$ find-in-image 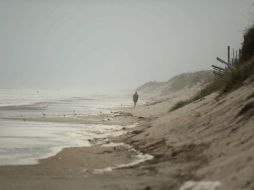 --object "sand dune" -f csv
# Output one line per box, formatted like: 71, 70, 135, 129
123, 79, 254, 190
